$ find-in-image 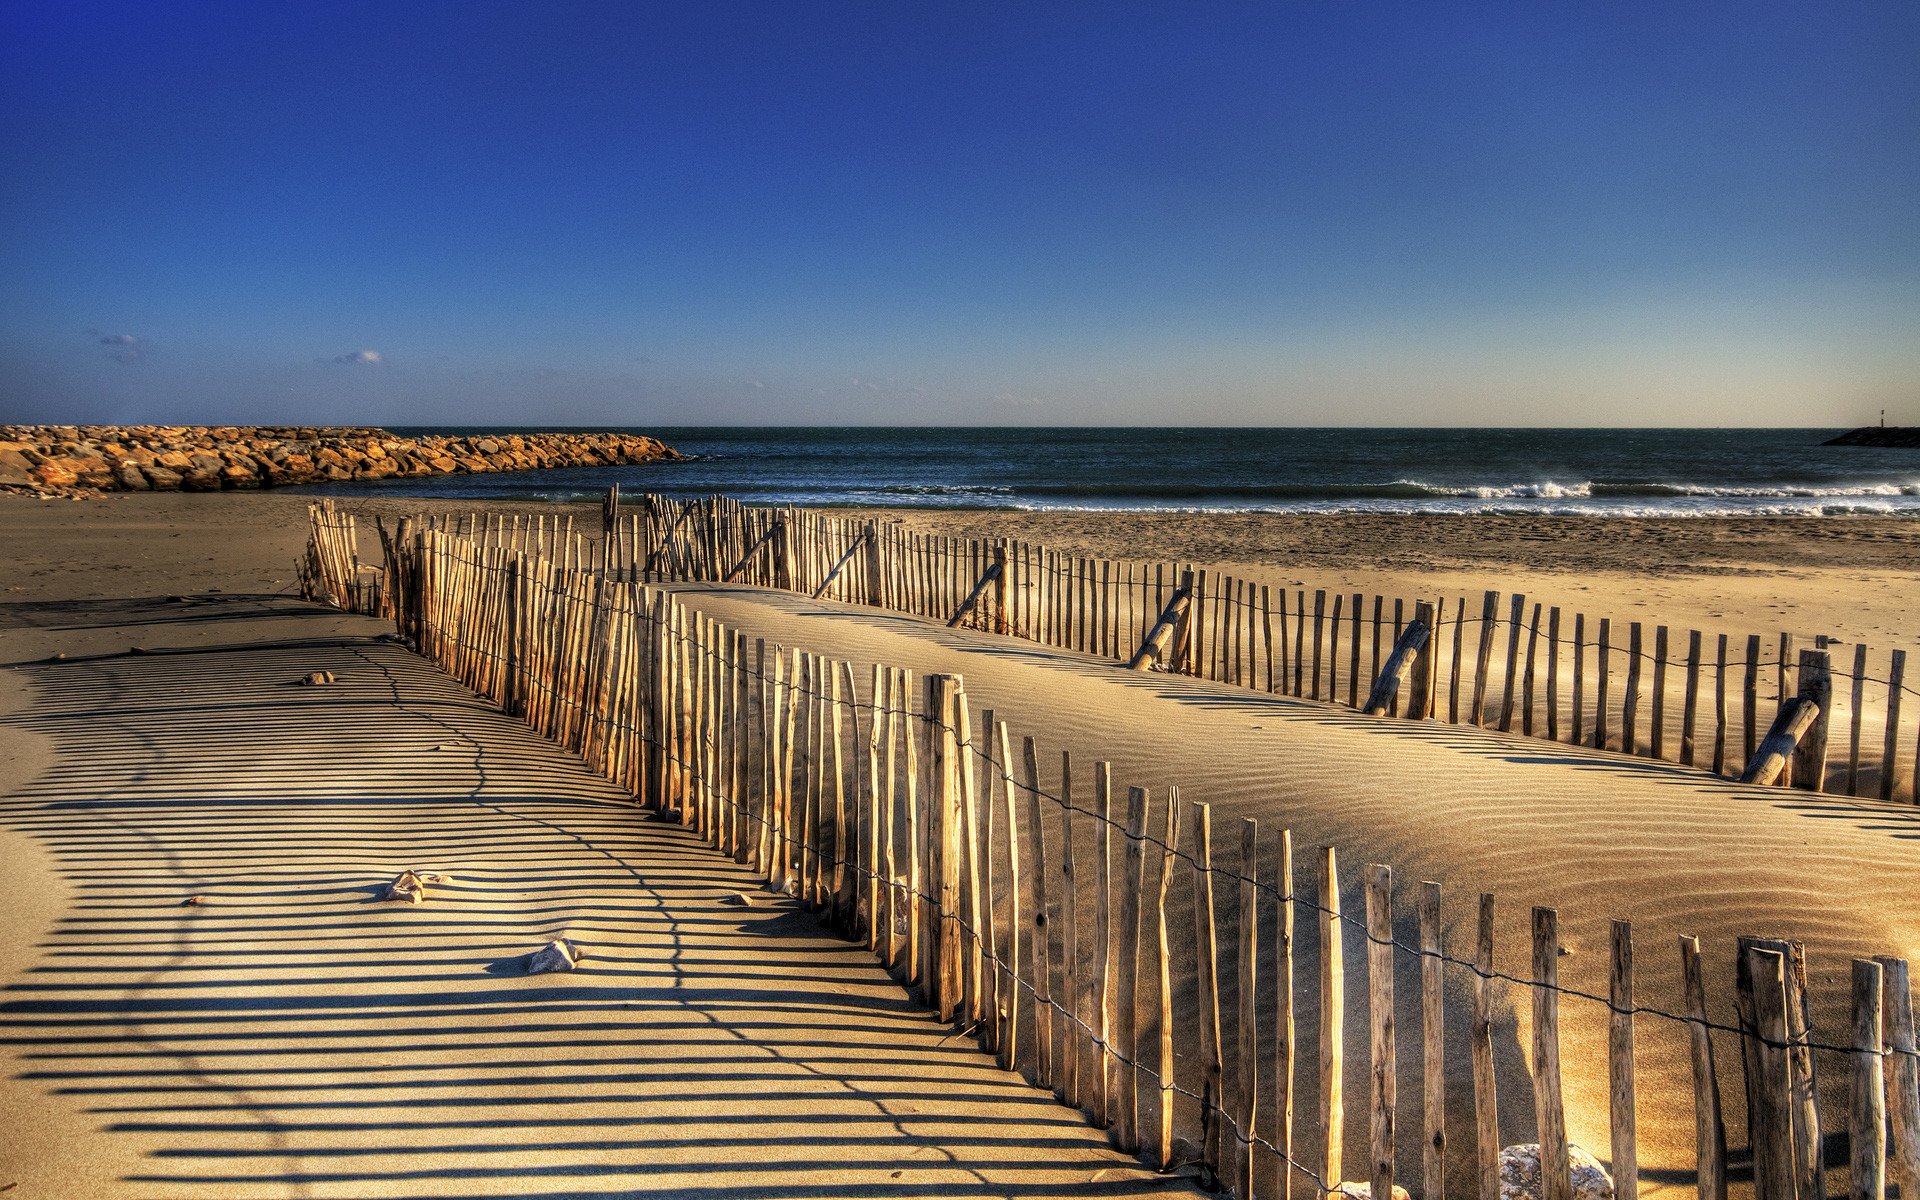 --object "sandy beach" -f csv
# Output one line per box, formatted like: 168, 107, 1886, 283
5, 489, 1918, 1196
0, 493, 1209, 1199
